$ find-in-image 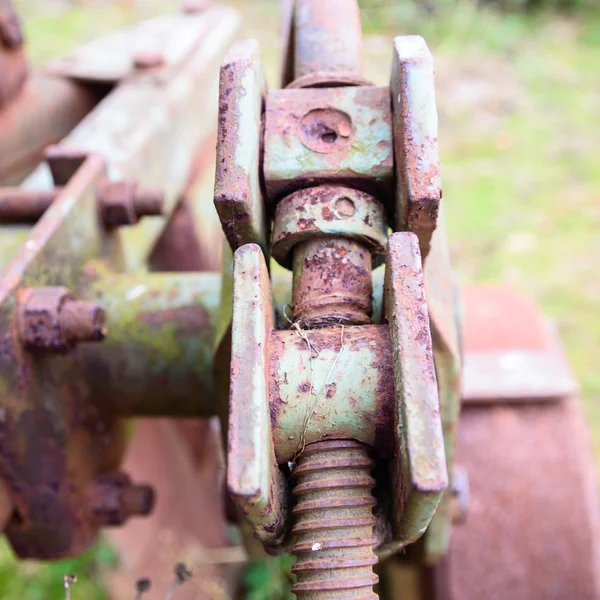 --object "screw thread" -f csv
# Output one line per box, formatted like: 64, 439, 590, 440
291, 440, 379, 599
